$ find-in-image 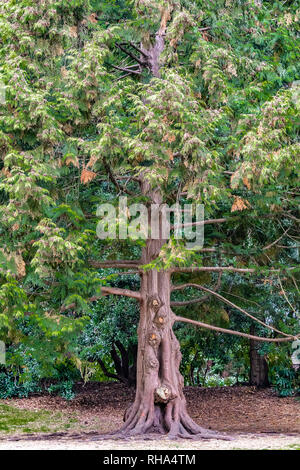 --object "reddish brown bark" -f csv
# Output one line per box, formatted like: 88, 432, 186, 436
106, 14, 230, 439
108, 182, 230, 440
